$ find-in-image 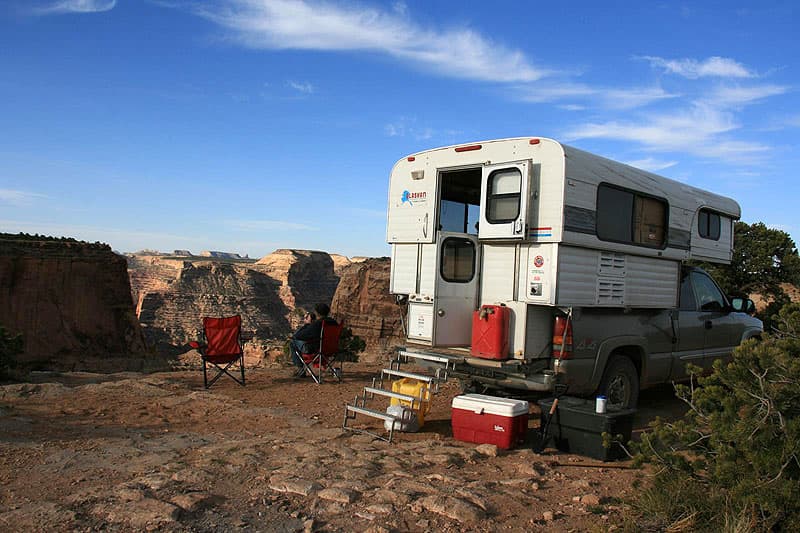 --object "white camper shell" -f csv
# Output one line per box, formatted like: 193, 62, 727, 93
387, 137, 740, 359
